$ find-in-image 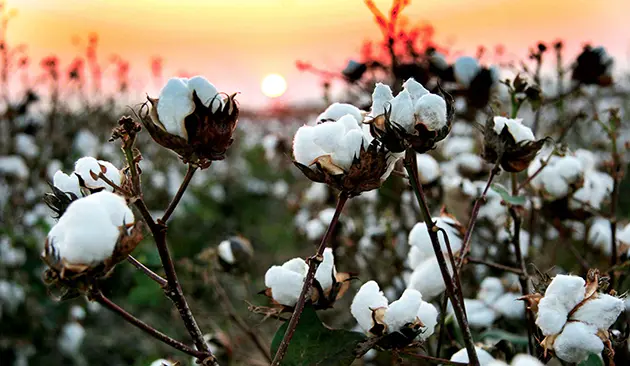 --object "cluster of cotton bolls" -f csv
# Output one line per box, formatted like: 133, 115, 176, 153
458, 277, 525, 328
450, 347, 544, 366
